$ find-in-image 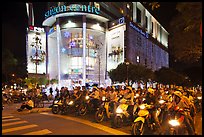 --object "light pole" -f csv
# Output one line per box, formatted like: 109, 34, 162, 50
126, 62, 130, 86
